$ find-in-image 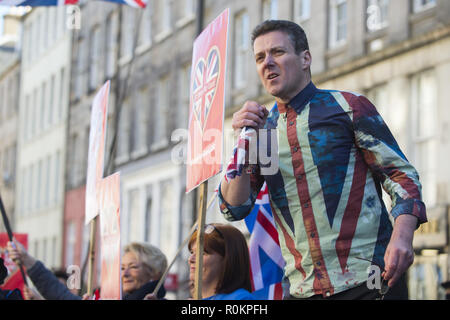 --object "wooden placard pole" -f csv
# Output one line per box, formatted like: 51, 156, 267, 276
86, 216, 97, 296
193, 180, 208, 300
